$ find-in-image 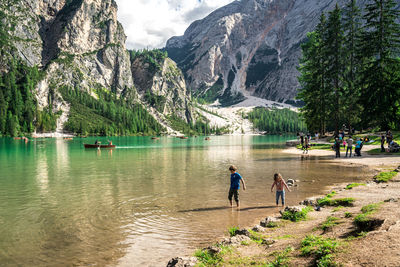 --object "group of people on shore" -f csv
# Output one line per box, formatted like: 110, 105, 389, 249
333, 130, 398, 157
333, 135, 363, 158
382, 130, 400, 153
